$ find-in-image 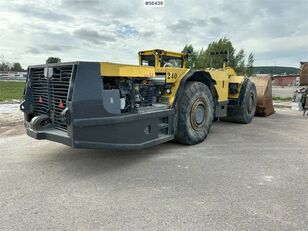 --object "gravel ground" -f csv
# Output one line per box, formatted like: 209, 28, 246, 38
0, 103, 24, 136
0, 103, 20, 113
0, 107, 307, 230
